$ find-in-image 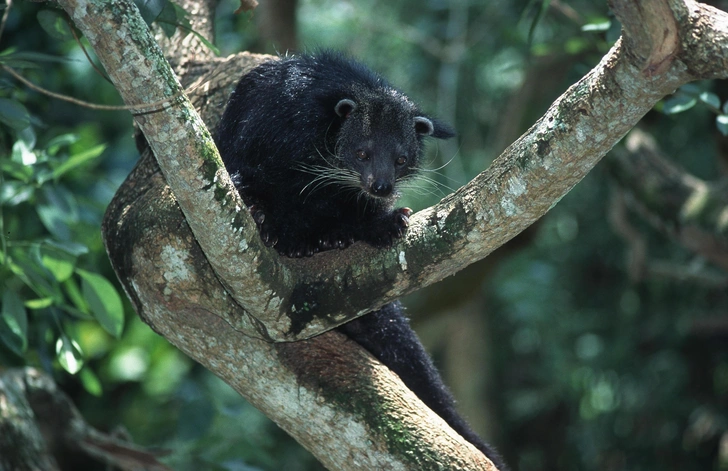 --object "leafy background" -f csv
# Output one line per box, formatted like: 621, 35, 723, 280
1, 0, 727, 470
